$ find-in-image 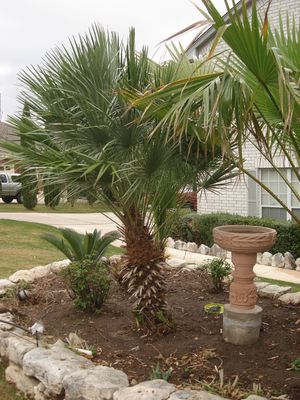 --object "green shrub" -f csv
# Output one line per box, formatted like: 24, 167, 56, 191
44, 183, 61, 208
61, 257, 111, 311
42, 229, 119, 311
20, 173, 37, 210
203, 258, 232, 291
86, 191, 97, 207
171, 212, 300, 258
